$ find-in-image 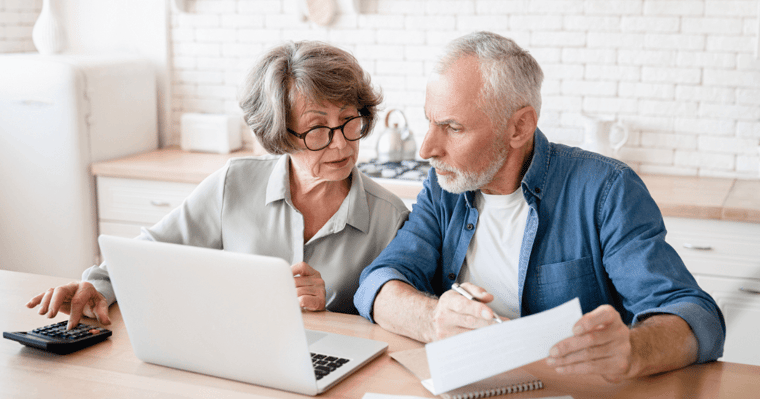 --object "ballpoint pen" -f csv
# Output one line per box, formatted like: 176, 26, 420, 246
451, 282, 503, 324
